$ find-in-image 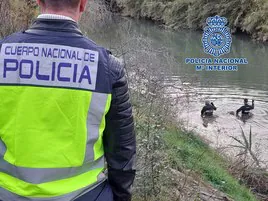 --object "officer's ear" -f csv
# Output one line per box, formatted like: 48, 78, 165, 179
36, 0, 46, 11
36, 0, 43, 7
79, 0, 88, 13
